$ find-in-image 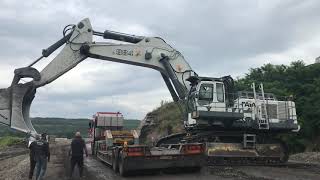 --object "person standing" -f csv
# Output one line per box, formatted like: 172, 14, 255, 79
28, 136, 37, 180
69, 132, 88, 178
33, 133, 50, 180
